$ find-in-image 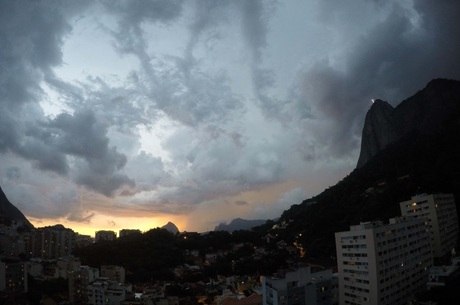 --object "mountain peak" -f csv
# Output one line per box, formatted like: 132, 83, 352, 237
370, 99, 392, 109
161, 221, 179, 234
357, 79, 460, 168
357, 99, 395, 167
